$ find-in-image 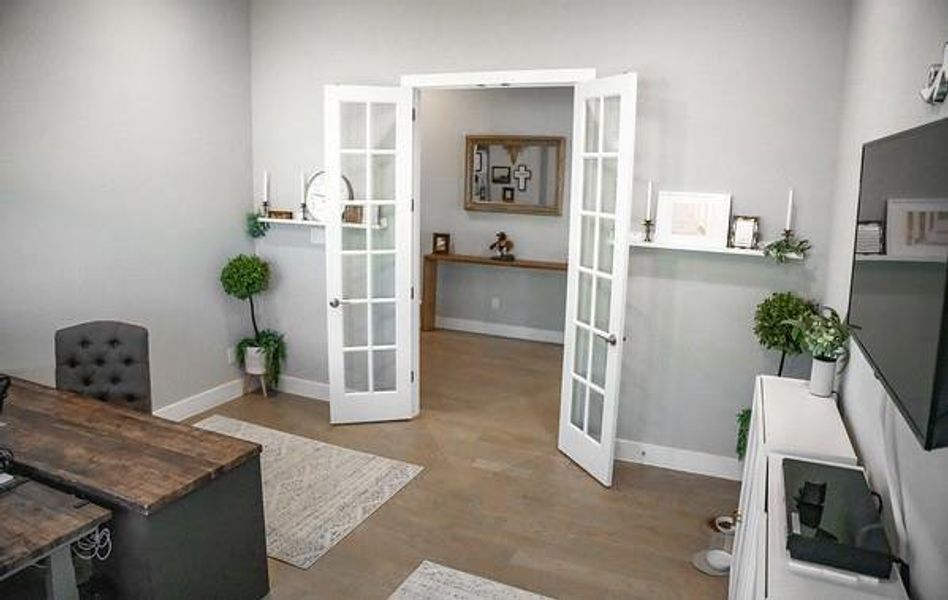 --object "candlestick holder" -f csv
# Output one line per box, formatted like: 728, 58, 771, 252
642, 219, 655, 243
261, 201, 270, 217
300, 201, 310, 221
